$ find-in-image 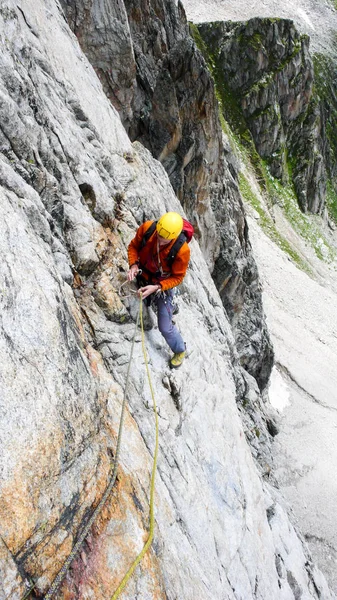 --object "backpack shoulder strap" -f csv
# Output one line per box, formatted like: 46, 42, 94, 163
167, 232, 187, 267
141, 221, 157, 248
